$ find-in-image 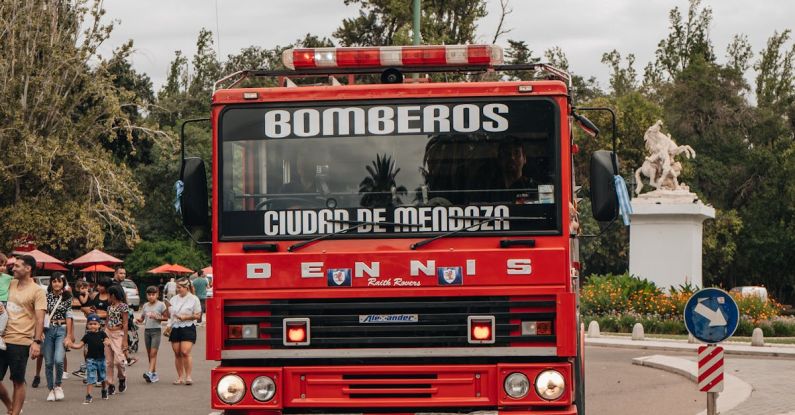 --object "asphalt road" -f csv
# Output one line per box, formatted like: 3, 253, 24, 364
14, 323, 703, 415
